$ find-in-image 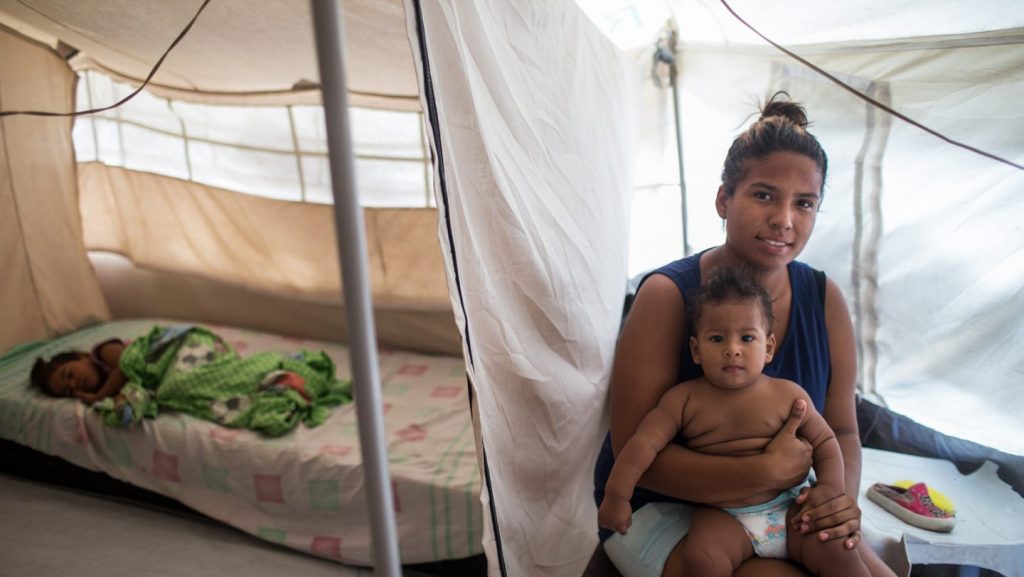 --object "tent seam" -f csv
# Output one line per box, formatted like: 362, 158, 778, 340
409, 3, 507, 576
